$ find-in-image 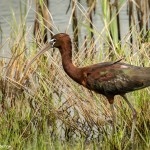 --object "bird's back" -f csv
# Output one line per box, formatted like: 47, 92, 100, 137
81, 62, 150, 96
